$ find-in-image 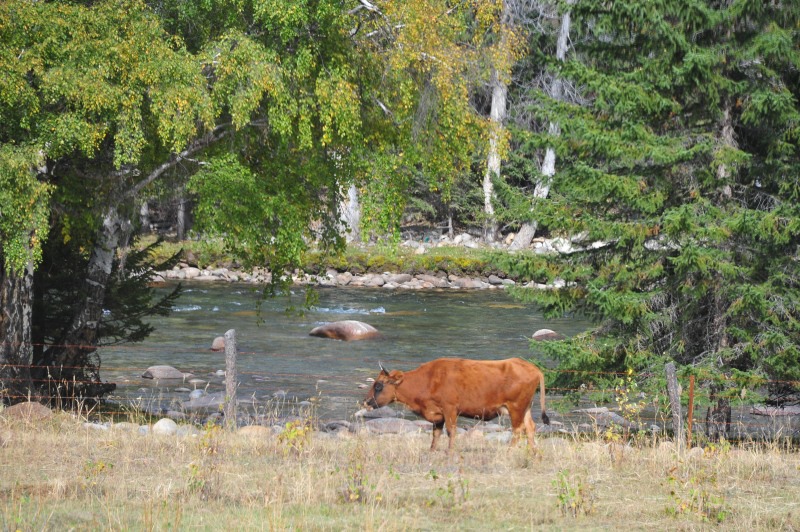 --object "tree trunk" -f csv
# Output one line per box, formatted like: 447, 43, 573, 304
0, 256, 34, 403
705, 383, 731, 443
340, 184, 361, 243
483, 68, 507, 243
509, 3, 572, 250
139, 200, 151, 233
176, 196, 187, 240
35, 203, 128, 400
